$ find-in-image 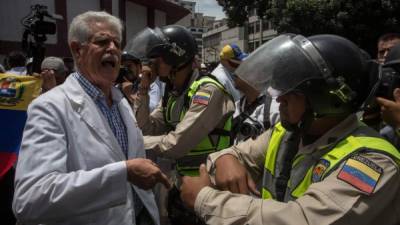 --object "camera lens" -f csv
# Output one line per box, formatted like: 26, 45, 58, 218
240, 123, 256, 137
